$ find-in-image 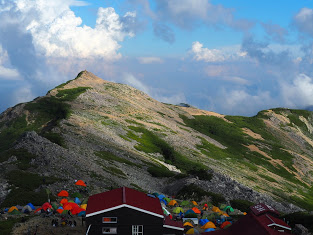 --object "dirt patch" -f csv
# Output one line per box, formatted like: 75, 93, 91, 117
242, 128, 264, 140
246, 145, 309, 186
179, 107, 230, 122
12, 216, 85, 235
